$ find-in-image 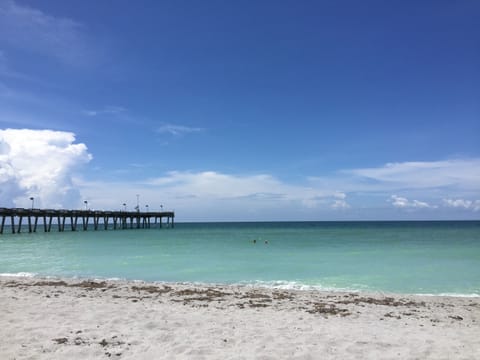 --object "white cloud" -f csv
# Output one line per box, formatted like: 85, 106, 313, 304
156, 124, 203, 136
308, 159, 480, 205
390, 195, 434, 209
0, 0, 91, 65
74, 171, 348, 219
346, 159, 480, 191
443, 198, 480, 212
1, 132, 478, 220
82, 106, 126, 117
443, 198, 472, 209
0, 128, 92, 208
76, 158, 480, 220
390, 195, 409, 208
146, 171, 335, 202
331, 199, 350, 210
